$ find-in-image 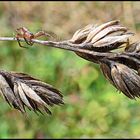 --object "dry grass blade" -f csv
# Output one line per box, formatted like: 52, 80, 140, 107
0, 70, 64, 114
